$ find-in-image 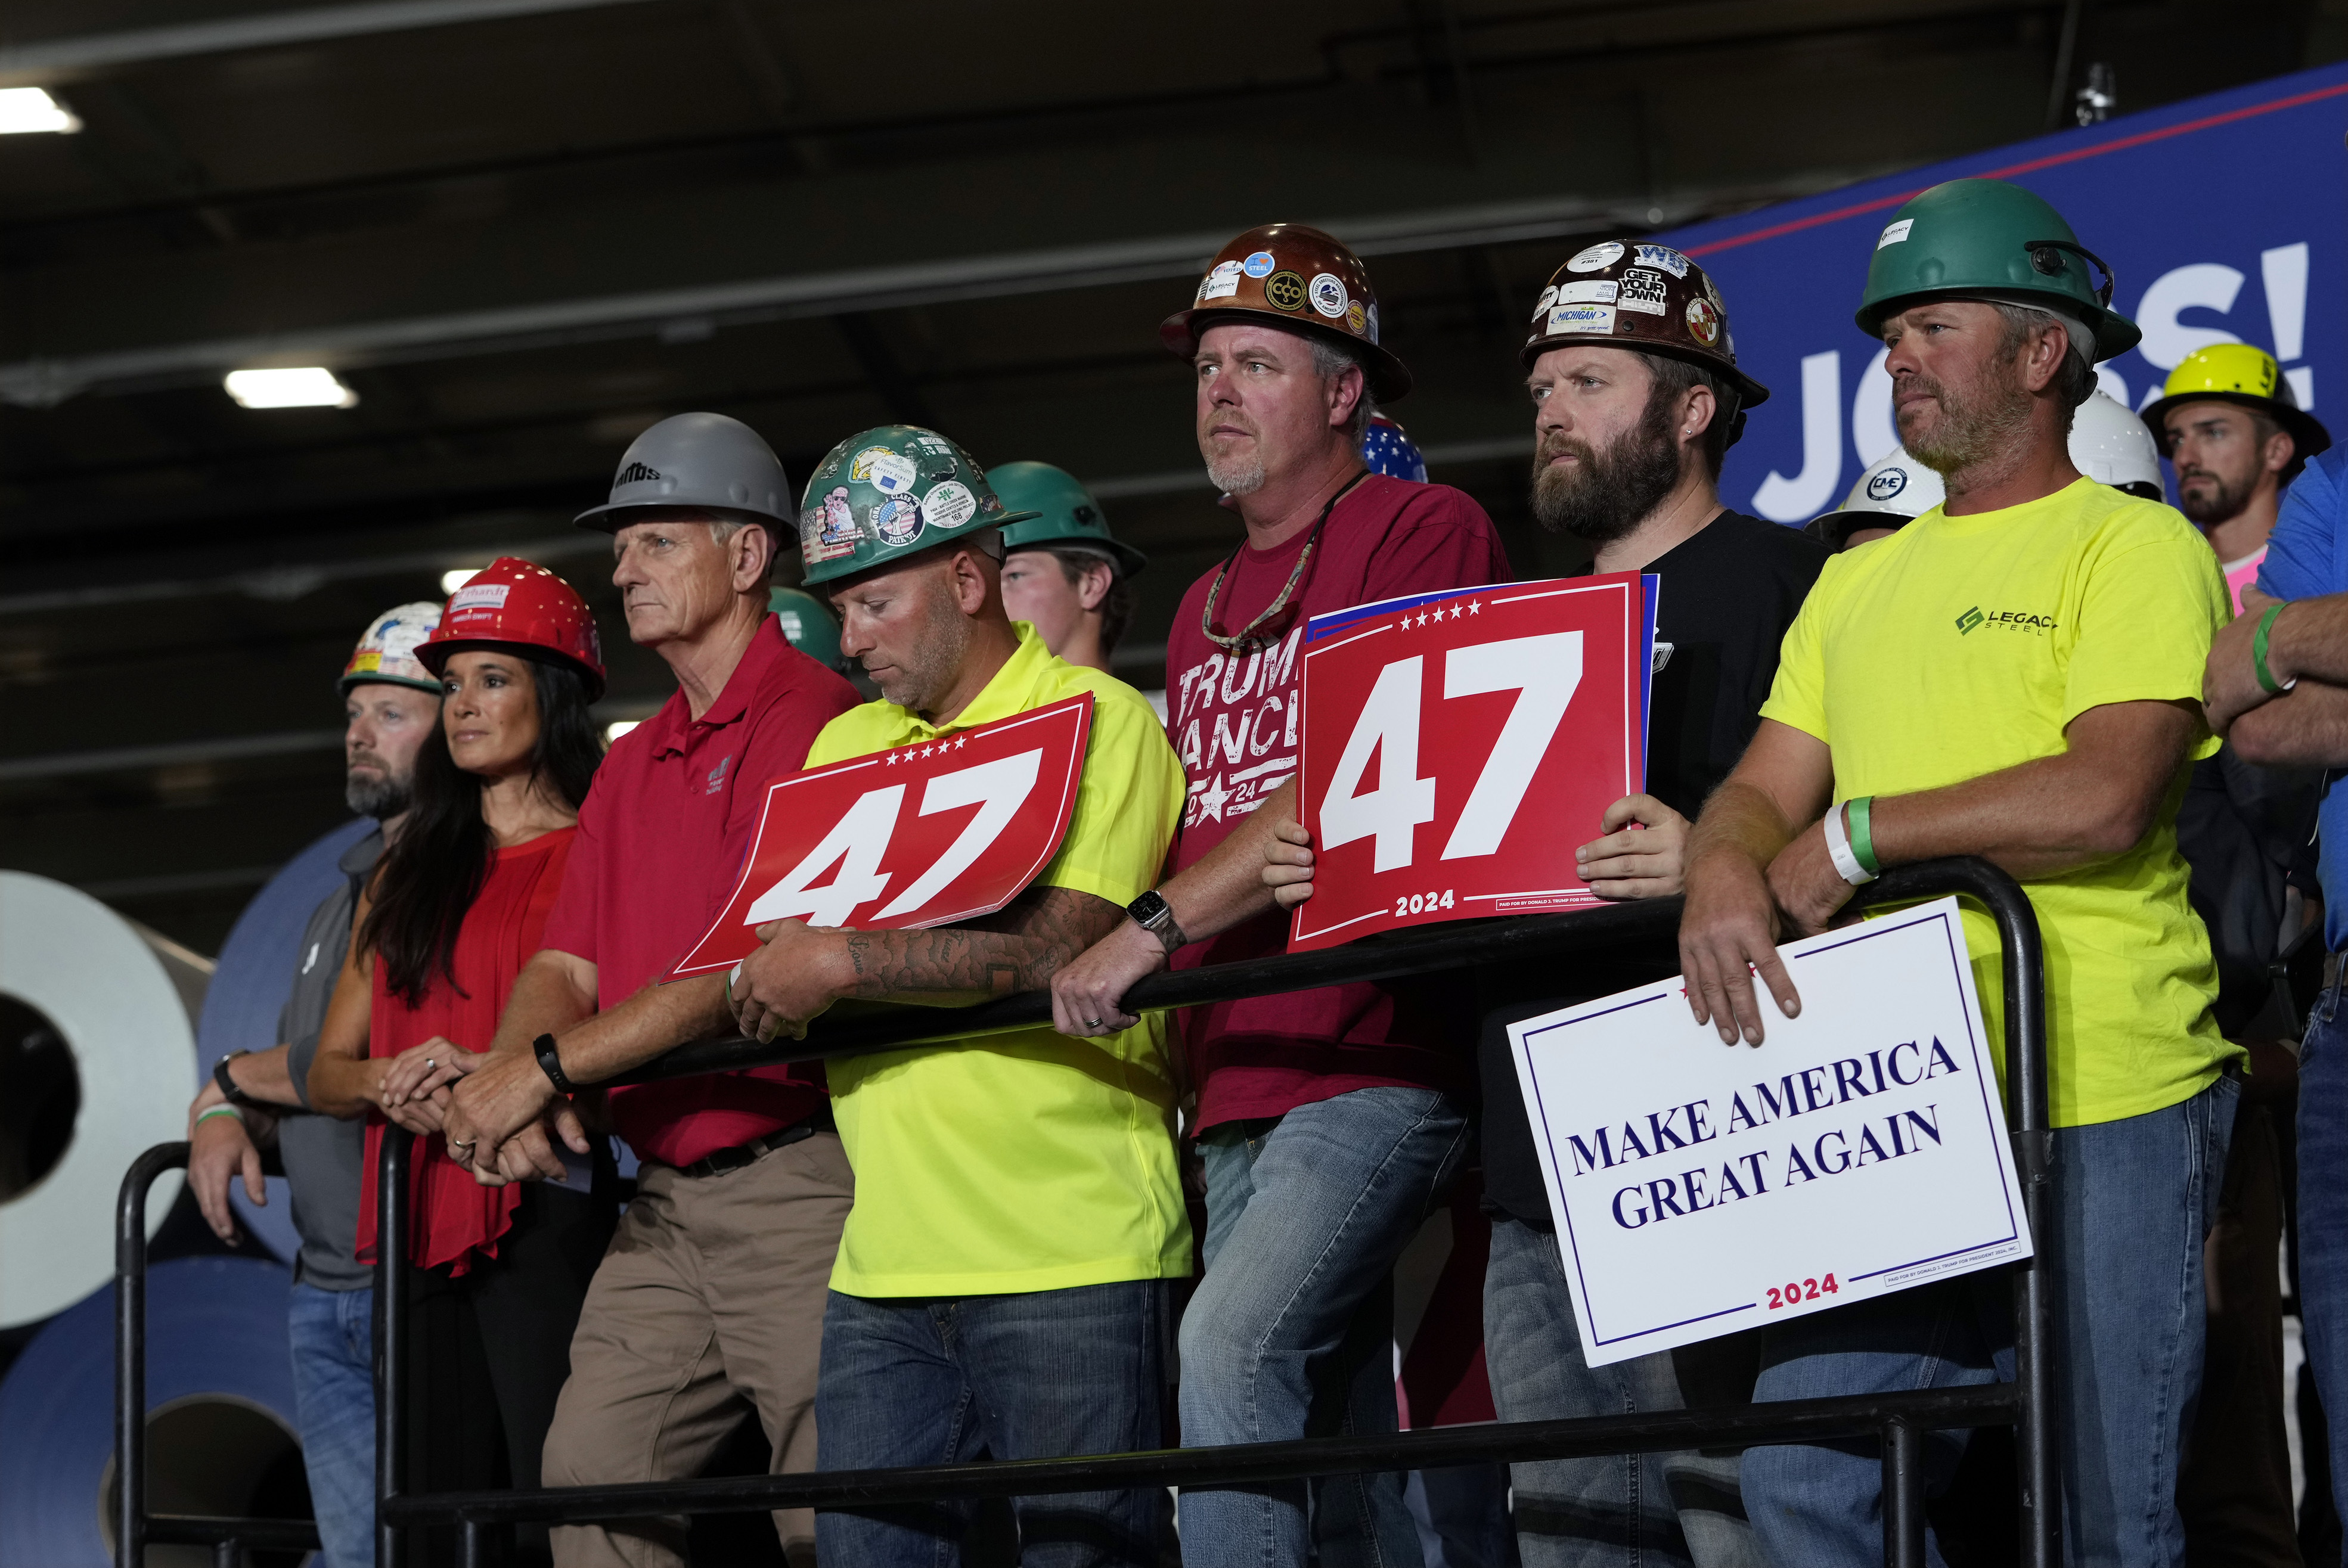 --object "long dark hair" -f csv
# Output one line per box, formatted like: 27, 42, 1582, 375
364, 653, 603, 1004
